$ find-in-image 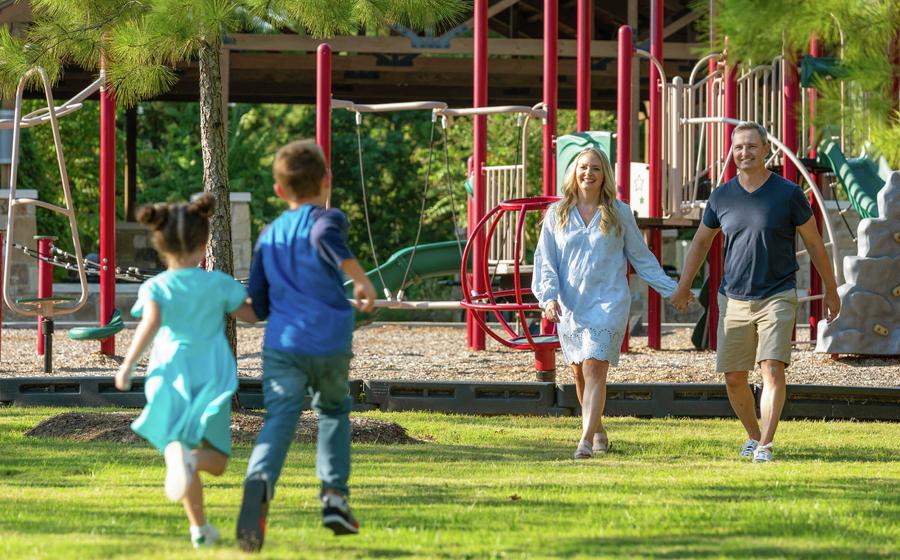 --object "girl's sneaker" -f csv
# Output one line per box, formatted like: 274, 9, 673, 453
739, 438, 759, 459
164, 441, 196, 501
574, 439, 593, 459
190, 523, 220, 548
